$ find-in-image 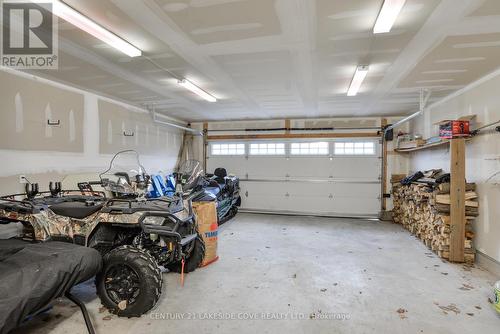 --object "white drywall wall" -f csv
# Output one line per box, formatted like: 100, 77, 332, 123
409, 69, 500, 263
0, 69, 183, 195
